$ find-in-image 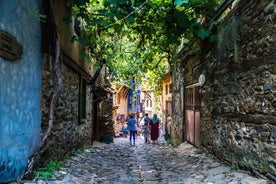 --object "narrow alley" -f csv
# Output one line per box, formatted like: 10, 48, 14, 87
20, 136, 269, 184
